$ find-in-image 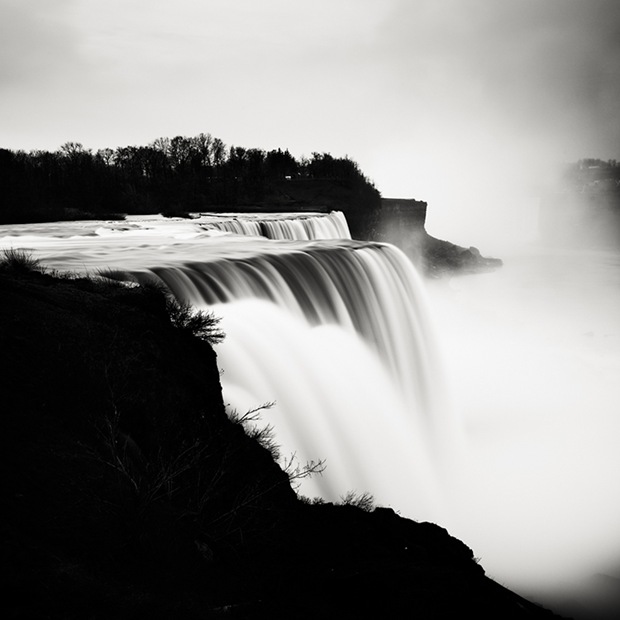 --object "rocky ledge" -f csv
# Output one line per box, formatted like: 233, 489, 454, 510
376, 198, 503, 277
